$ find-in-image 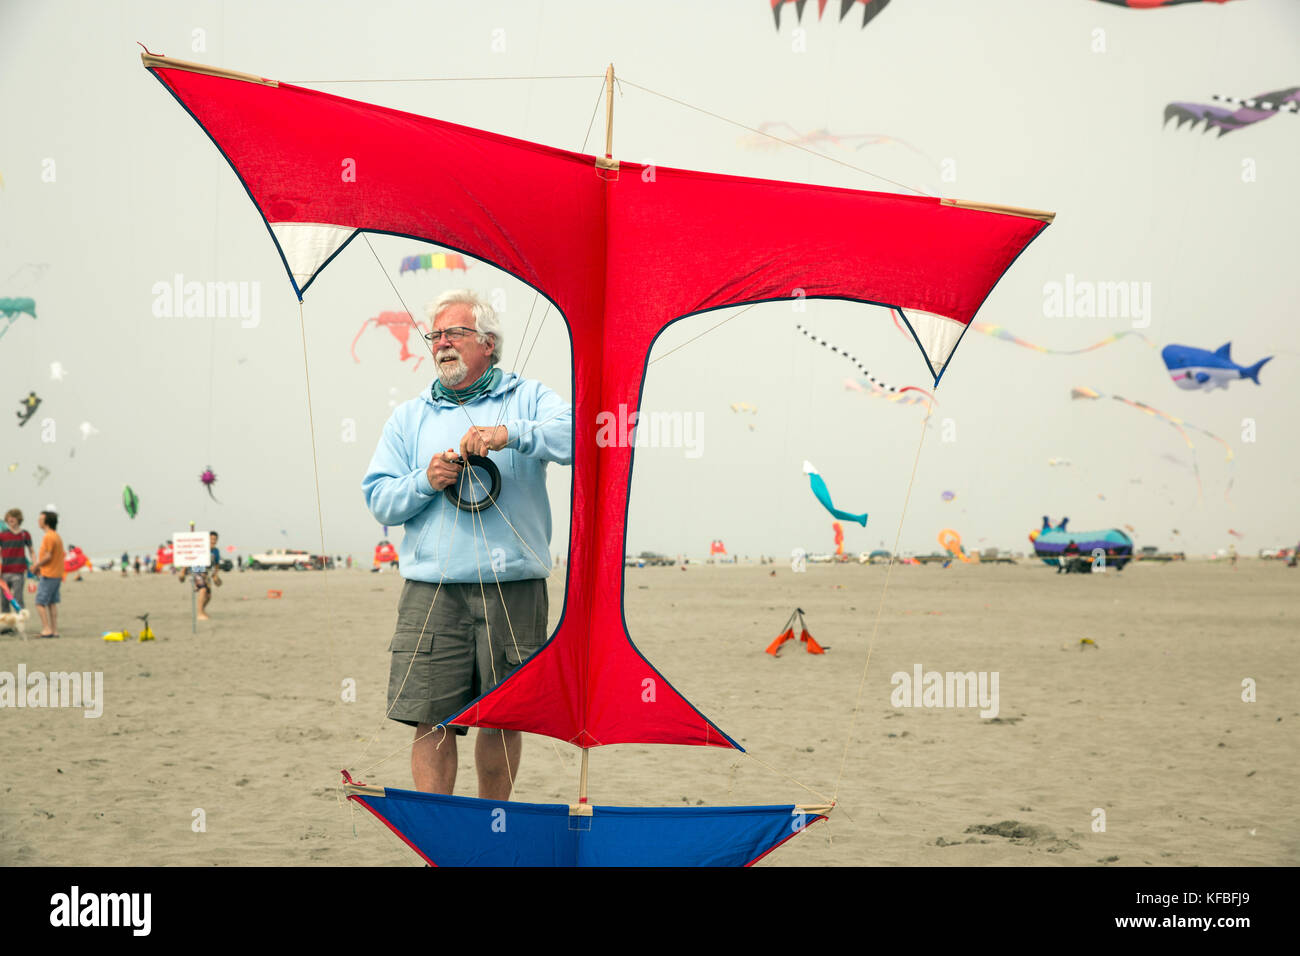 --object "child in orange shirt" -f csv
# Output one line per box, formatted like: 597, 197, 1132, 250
34, 510, 65, 638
